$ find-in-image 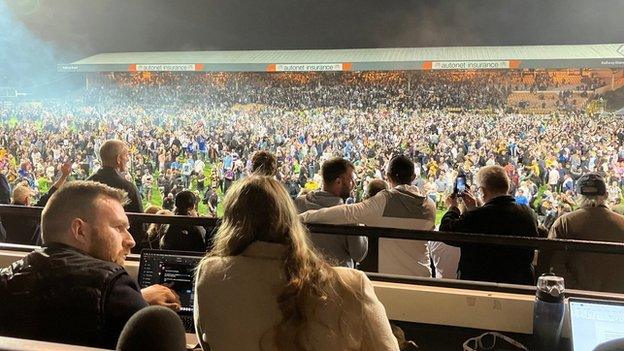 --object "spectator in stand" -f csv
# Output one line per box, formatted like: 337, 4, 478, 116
0, 181, 180, 349
203, 185, 219, 217
0, 170, 10, 205
141, 172, 153, 202
613, 197, 624, 216
194, 176, 399, 351
295, 157, 368, 268
548, 166, 560, 192
0, 167, 10, 241
2, 162, 71, 245
546, 173, 624, 293
162, 192, 175, 211
301, 155, 436, 277
87, 140, 144, 252
514, 188, 529, 206
251, 150, 278, 177
440, 165, 539, 285
146, 209, 173, 249
365, 179, 388, 199
161, 190, 207, 252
